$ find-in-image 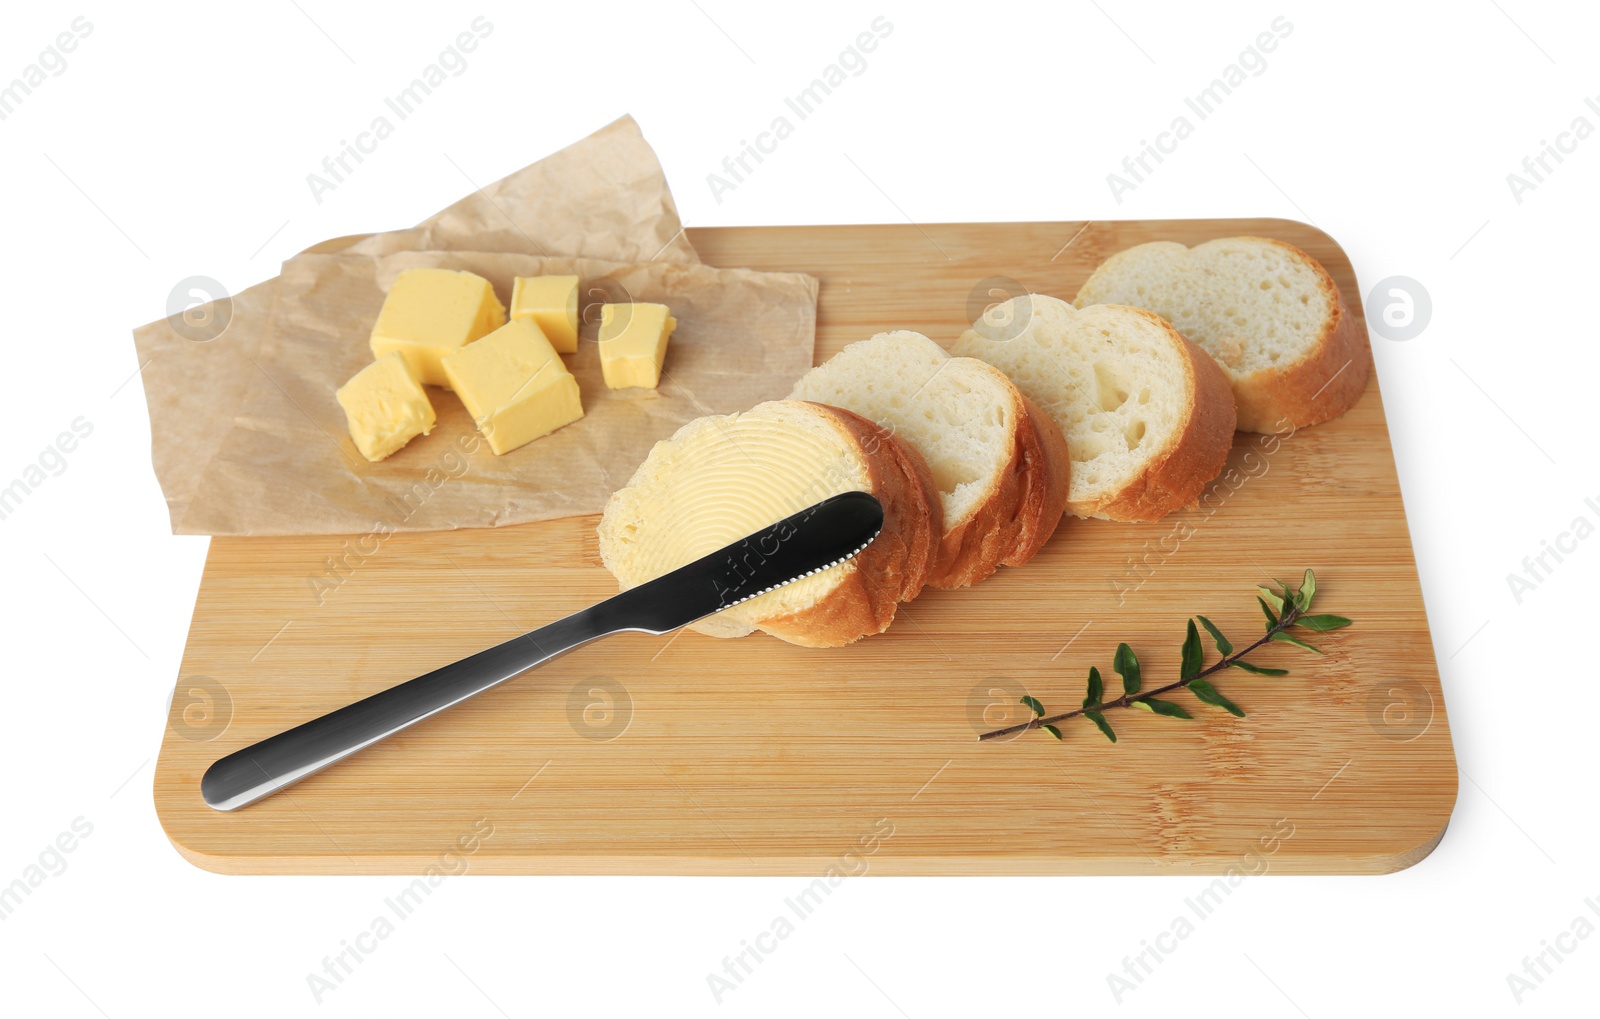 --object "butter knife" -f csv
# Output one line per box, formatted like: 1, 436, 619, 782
202, 491, 883, 811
